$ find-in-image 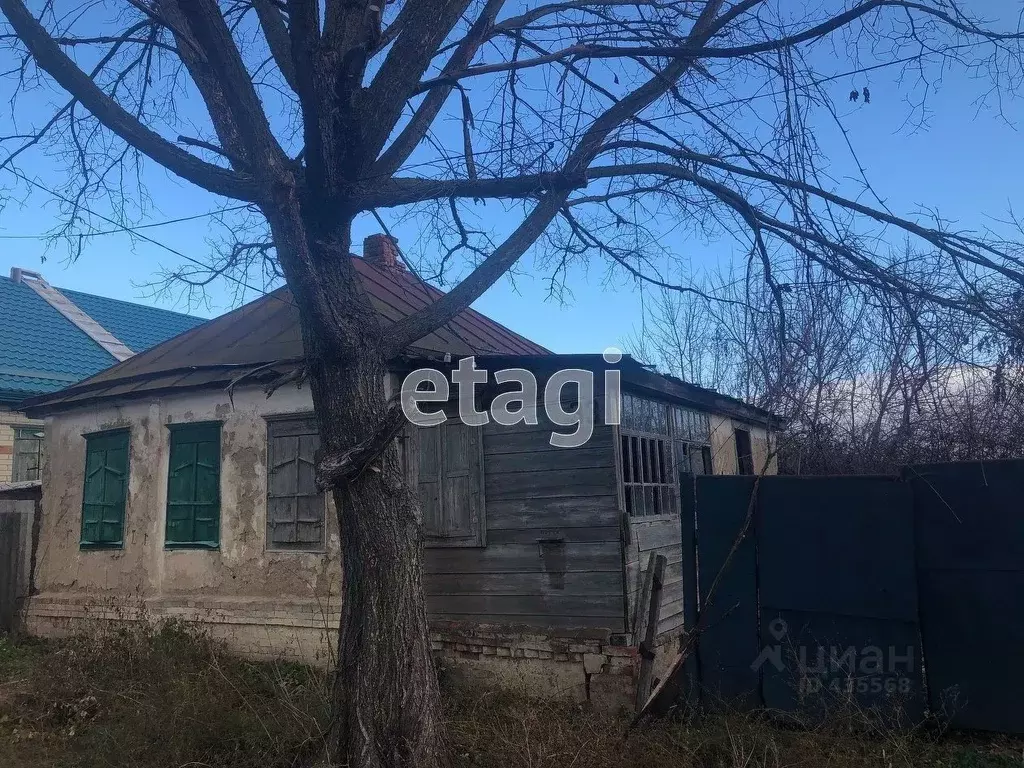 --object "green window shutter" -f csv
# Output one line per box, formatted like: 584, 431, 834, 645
267, 417, 324, 550
80, 430, 129, 548
414, 421, 485, 547
166, 423, 221, 548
